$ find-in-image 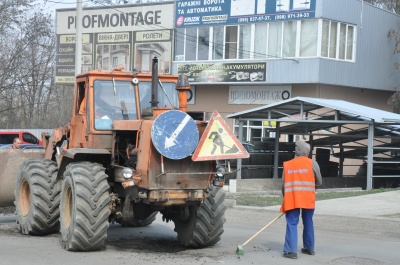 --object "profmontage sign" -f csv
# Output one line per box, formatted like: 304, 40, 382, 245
175, 0, 316, 28
55, 2, 174, 84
